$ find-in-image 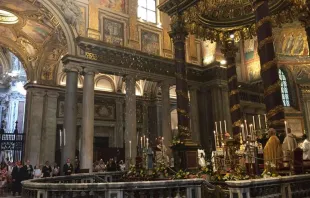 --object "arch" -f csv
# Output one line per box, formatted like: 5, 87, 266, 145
170, 108, 178, 130
122, 82, 144, 96
41, 0, 77, 55
95, 75, 116, 92
169, 86, 176, 99
59, 72, 83, 88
